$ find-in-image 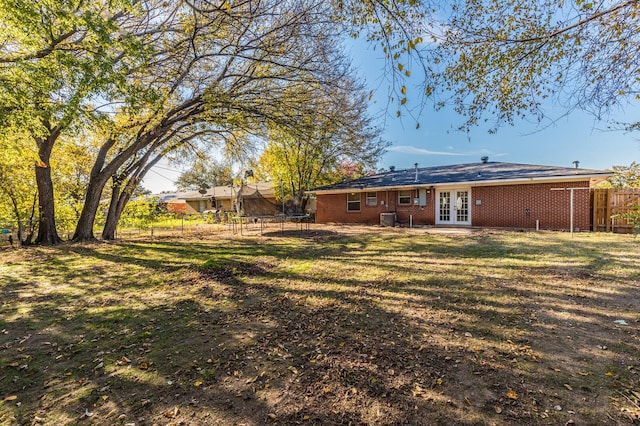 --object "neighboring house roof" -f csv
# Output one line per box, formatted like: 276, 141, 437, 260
311, 162, 612, 194
178, 183, 276, 200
